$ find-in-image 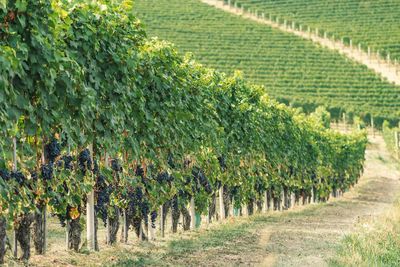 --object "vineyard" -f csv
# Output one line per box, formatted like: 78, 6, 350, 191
228, 0, 400, 62
134, 0, 400, 124
0, 1, 369, 264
